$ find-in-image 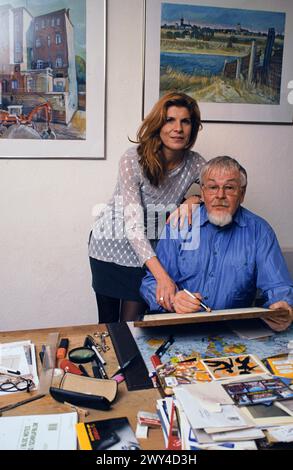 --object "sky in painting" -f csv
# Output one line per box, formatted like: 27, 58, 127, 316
0, 0, 86, 58
162, 3, 286, 35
